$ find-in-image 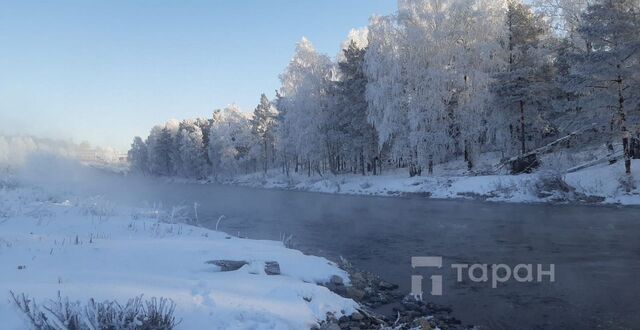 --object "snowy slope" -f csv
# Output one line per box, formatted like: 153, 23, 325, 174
0, 185, 356, 329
